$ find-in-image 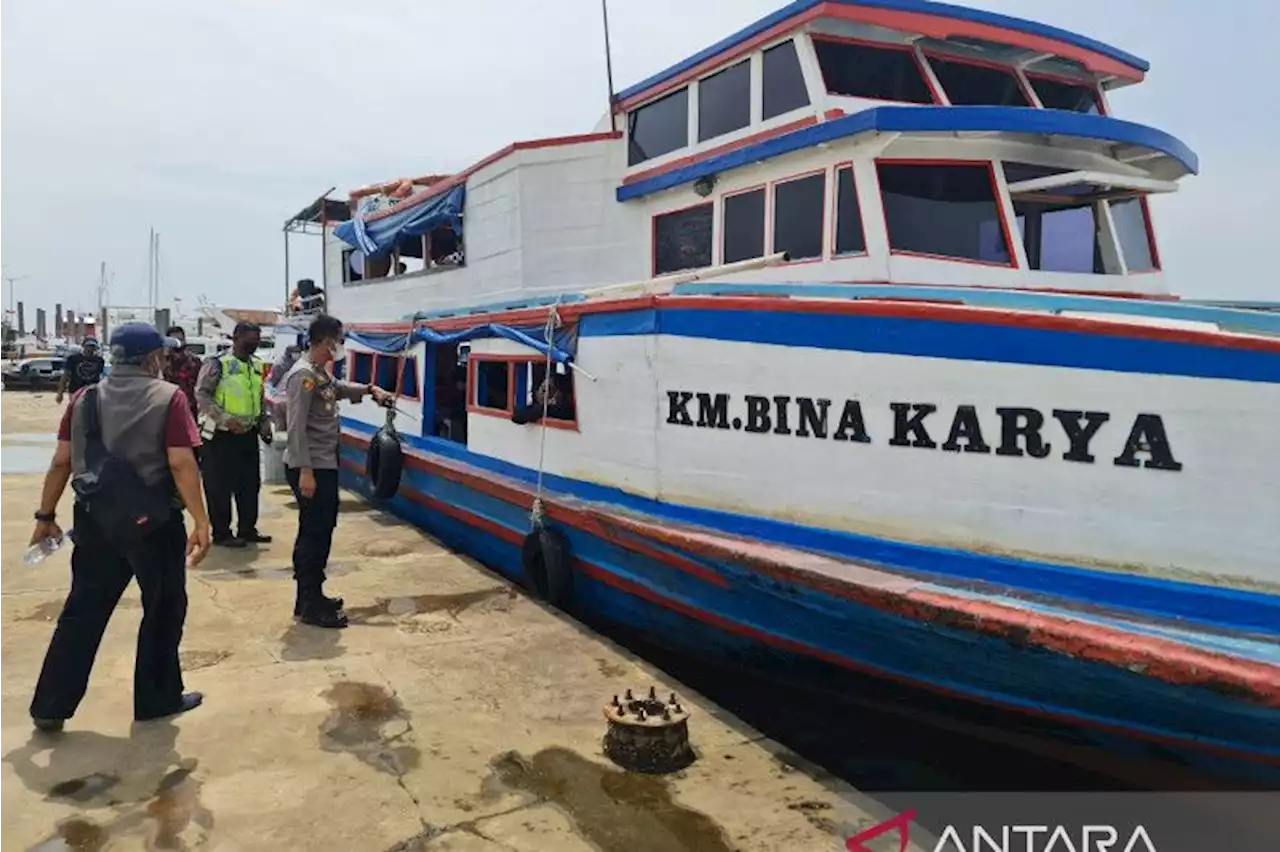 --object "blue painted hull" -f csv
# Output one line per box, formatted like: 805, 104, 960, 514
338, 434, 1280, 787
